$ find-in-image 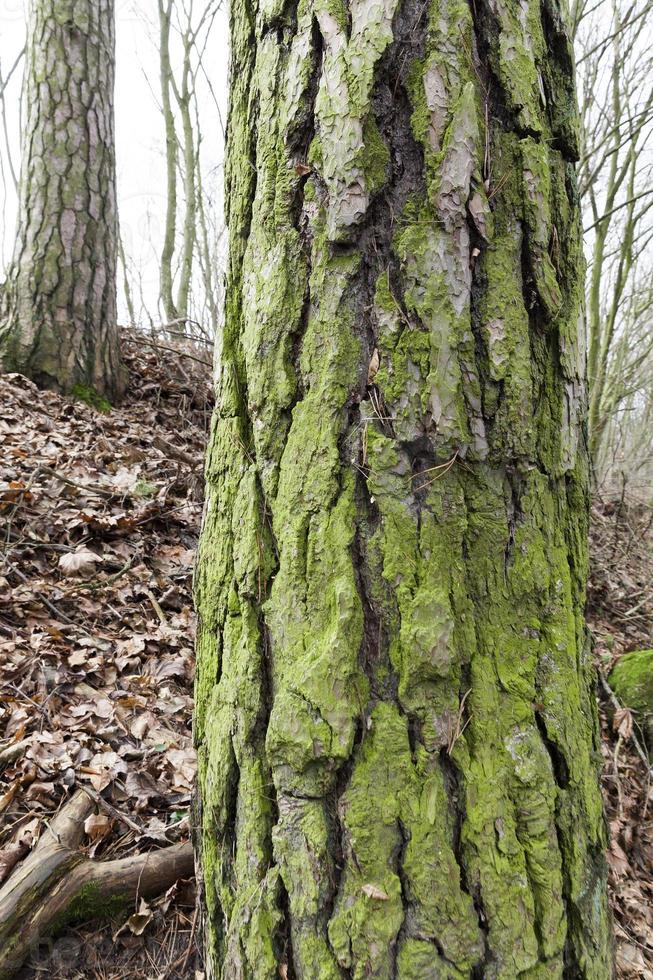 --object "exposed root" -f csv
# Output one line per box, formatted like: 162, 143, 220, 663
0, 790, 194, 979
